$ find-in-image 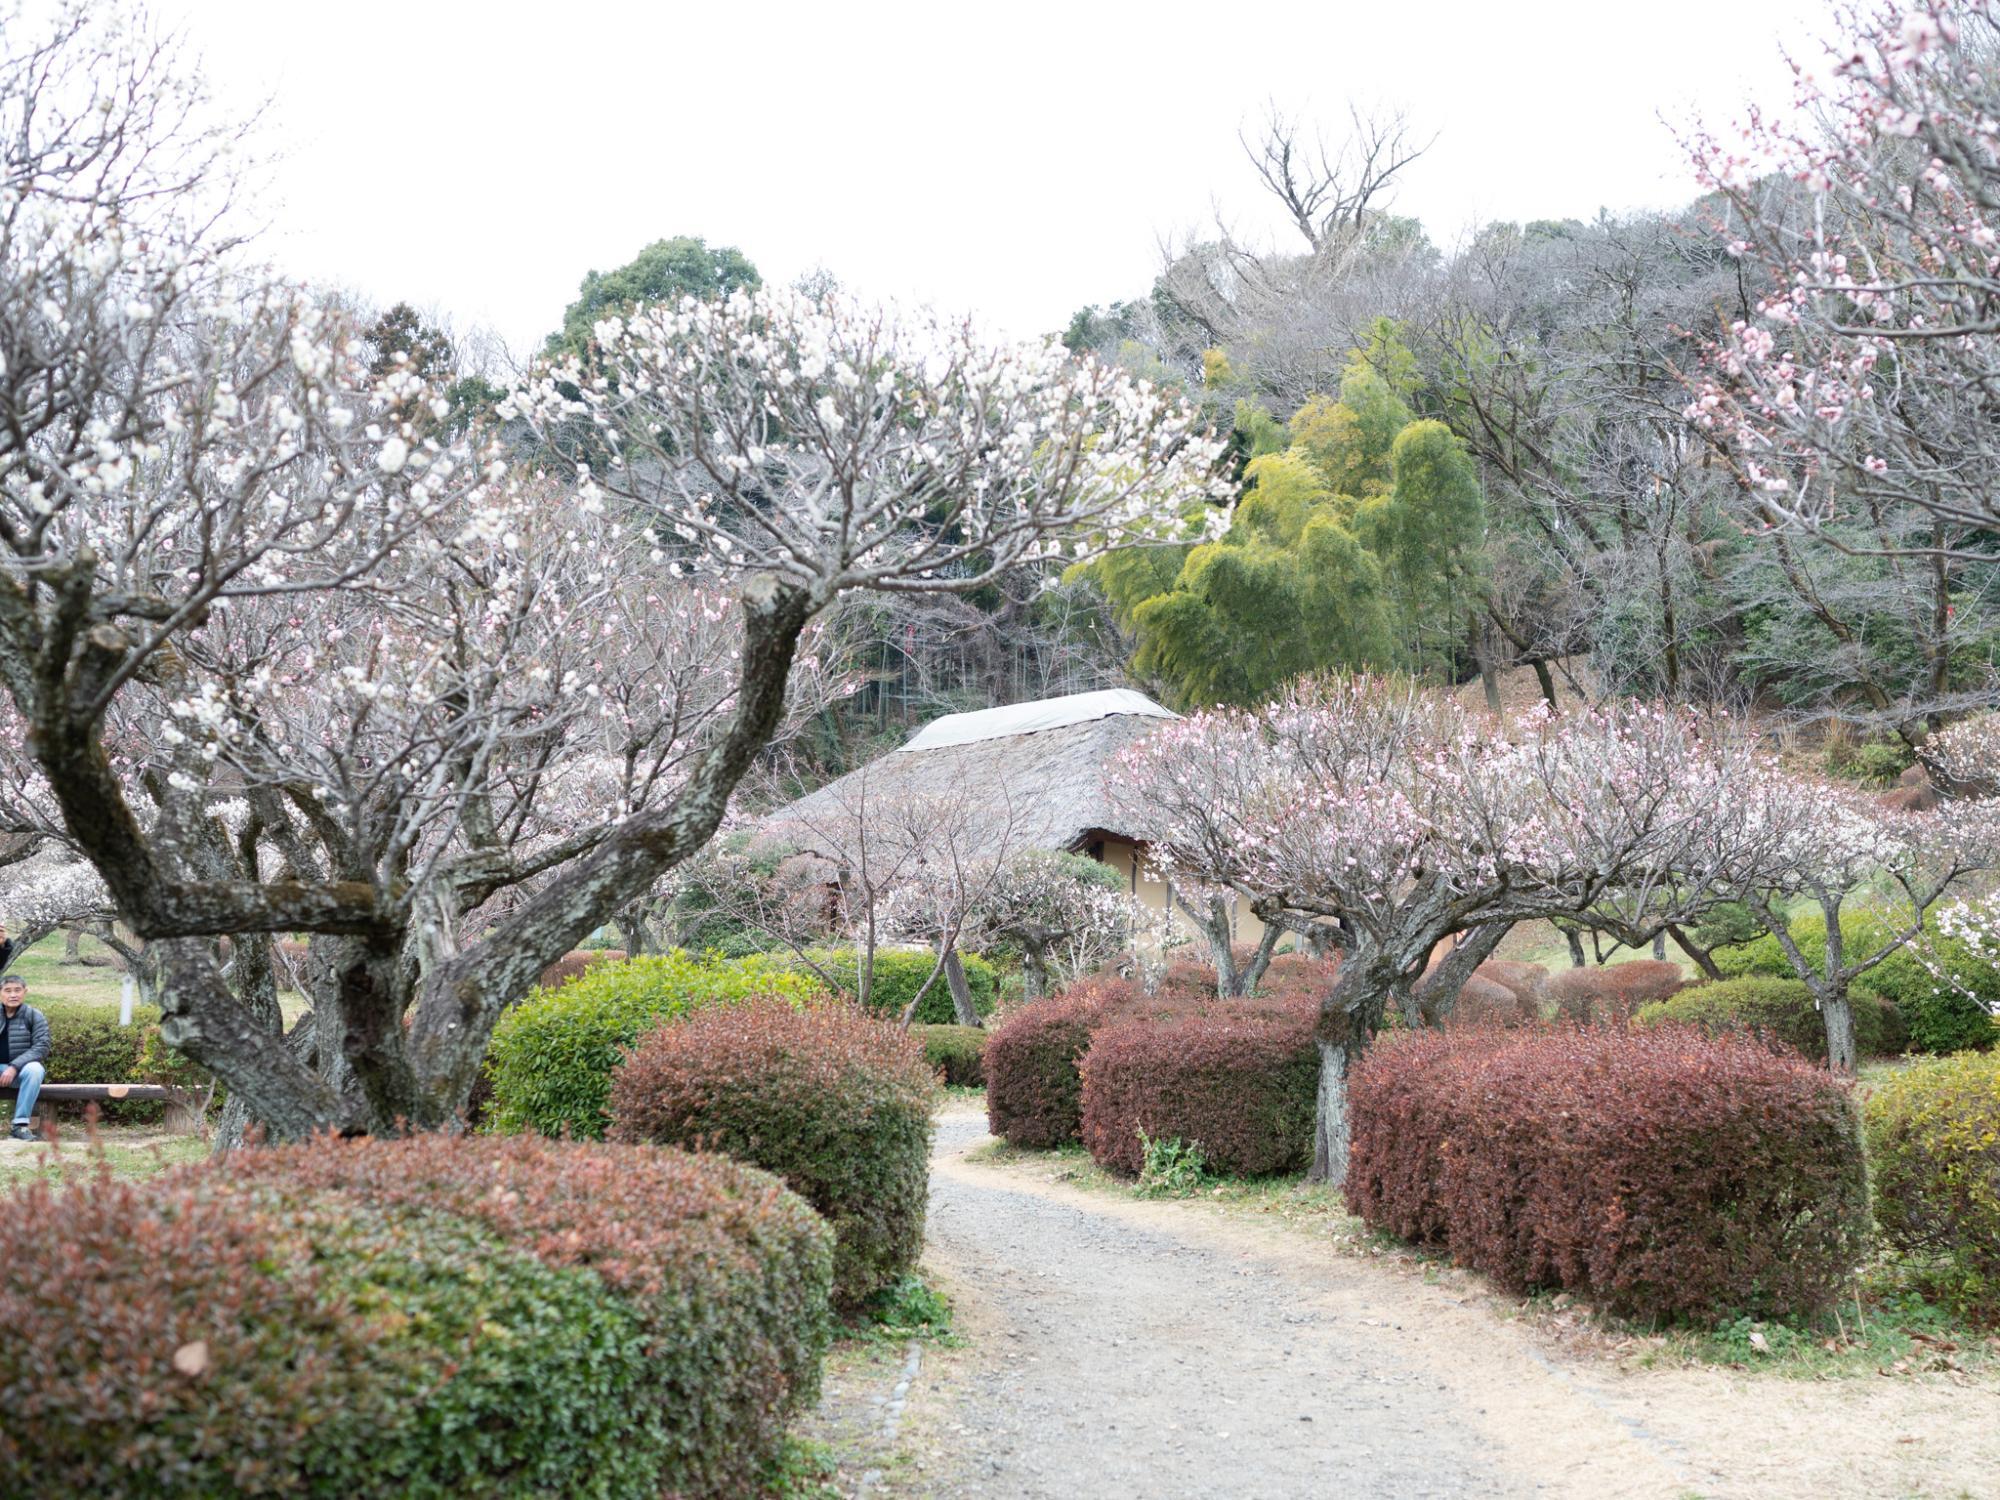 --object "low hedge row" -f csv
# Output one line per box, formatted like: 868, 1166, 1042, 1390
1080, 1002, 1319, 1177
610, 1000, 935, 1310
483, 951, 822, 1139
1635, 977, 1907, 1062
986, 960, 1339, 1154
1346, 1027, 1869, 1323
1717, 910, 1997, 1053
798, 947, 999, 1025
1865, 1050, 2000, 1321
912, 1023, 987, 1086
33, 1002, 211, 1126
0, 1134, 832, 1497
984, 994, 1098, 1149
1543, 960, 1686, 1024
